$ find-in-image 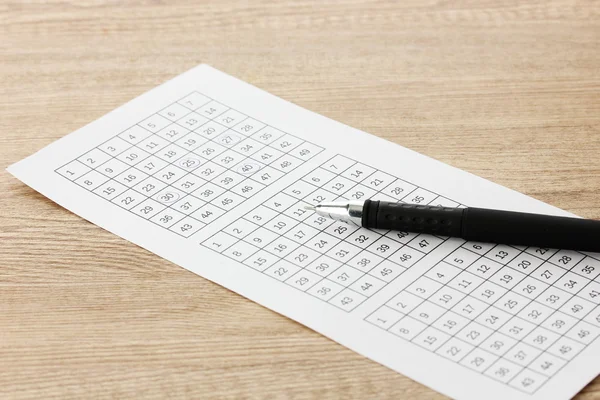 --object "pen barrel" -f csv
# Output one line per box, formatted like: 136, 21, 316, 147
362, 200, 465, 236
363, 201, 600, 253
463, 207, 600, 252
